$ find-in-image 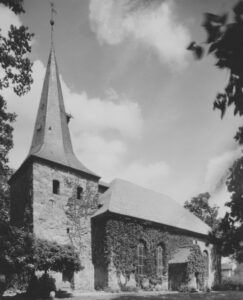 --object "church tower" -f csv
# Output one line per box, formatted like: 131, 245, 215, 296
9, 10, 100, 290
